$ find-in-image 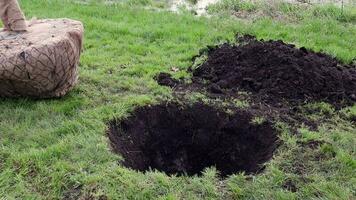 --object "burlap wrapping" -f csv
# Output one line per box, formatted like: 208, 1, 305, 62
0, 19, 83, 98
